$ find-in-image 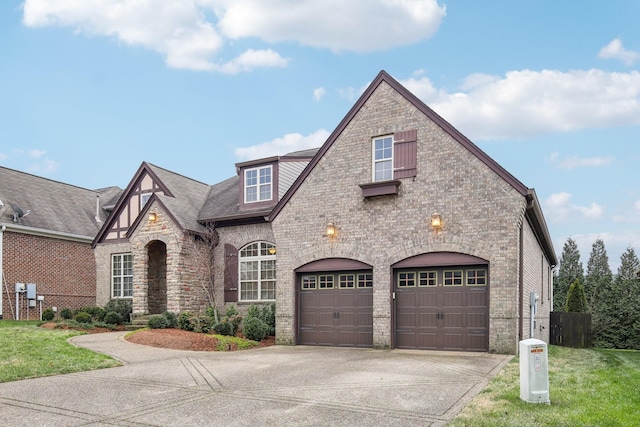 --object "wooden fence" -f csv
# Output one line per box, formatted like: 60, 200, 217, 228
550, 312, 592, 348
